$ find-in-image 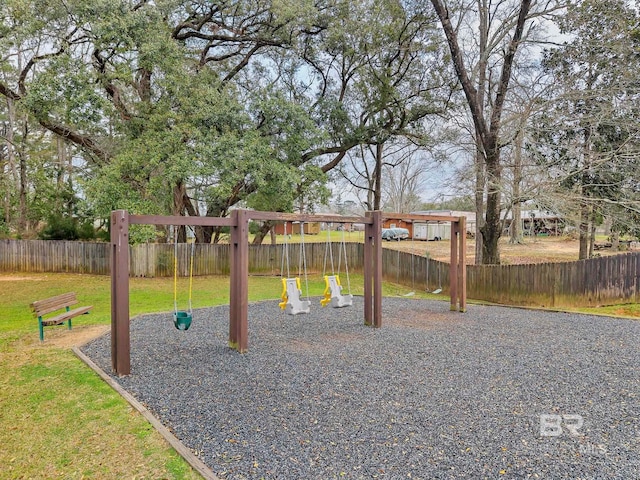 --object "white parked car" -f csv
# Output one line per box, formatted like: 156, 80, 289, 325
382, 228, 410, 241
